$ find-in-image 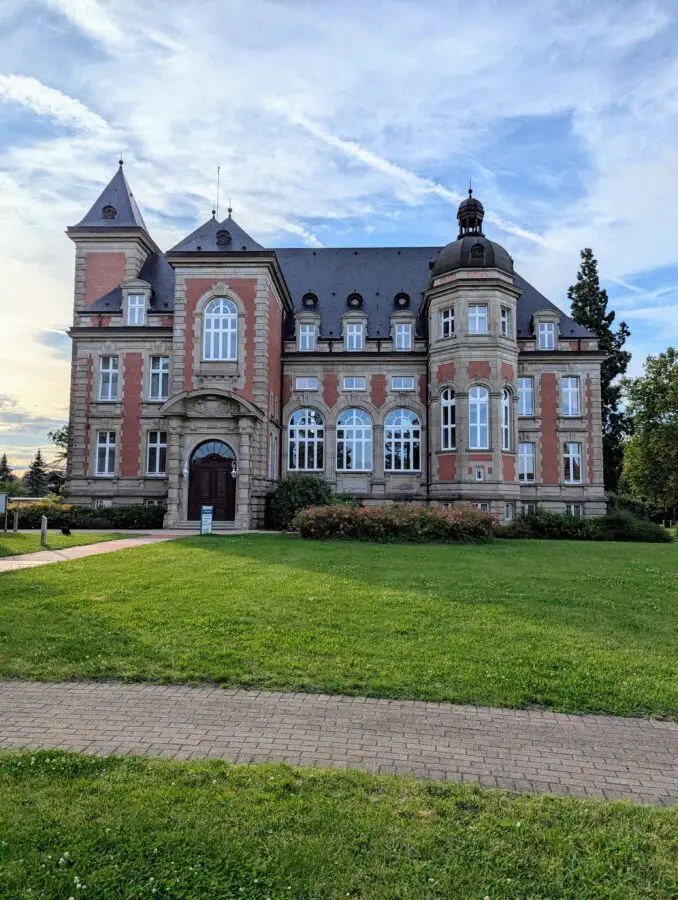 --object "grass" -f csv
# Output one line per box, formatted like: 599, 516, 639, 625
0, 531, 131, 558
0, 751, 675, 898
0, 535, 676, 718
